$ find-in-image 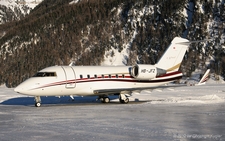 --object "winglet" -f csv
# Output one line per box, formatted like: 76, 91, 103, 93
196, 69, 210, 85
69, 61, 76, 66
